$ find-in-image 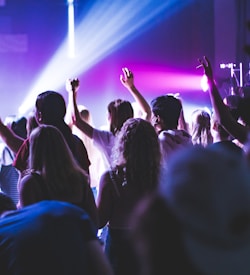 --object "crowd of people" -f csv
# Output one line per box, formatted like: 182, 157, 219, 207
0, 58, 249, 274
